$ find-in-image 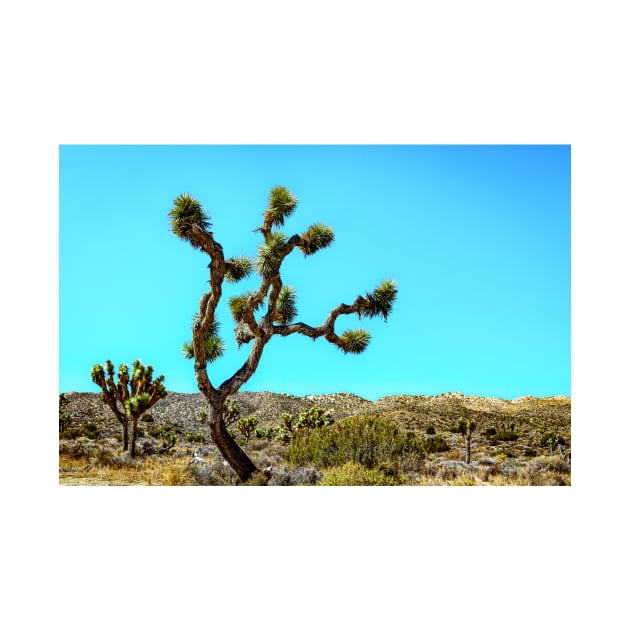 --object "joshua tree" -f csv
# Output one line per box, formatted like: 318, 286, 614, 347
59, 393, 72, 433
456, 417, 476, 465
90, 359, 167, 457
169, 186, 397, 482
